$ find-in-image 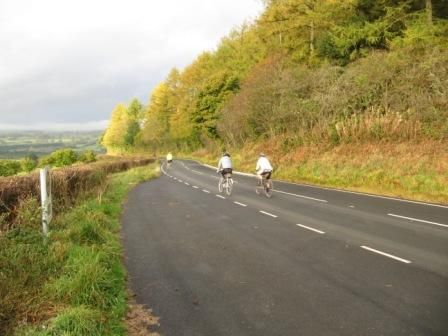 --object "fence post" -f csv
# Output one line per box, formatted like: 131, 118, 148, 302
40, 167, 51, 236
